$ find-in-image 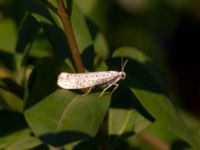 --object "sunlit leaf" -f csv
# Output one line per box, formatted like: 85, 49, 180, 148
71, 4, 93, 54
25, 90, 111, 146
